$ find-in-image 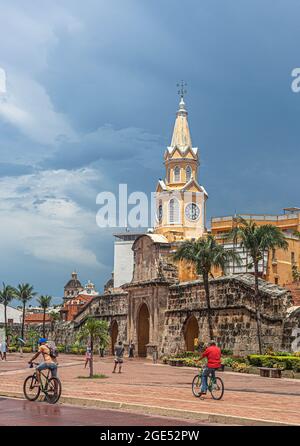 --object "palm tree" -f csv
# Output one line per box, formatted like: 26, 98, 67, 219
293, 230, 300, 240
227, 217, 288, 354
14, 283, 36, 340
37, 295, 52, 337
77, 317, 109, 377
0, 283, 16, 340
174, 235, 241, 340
